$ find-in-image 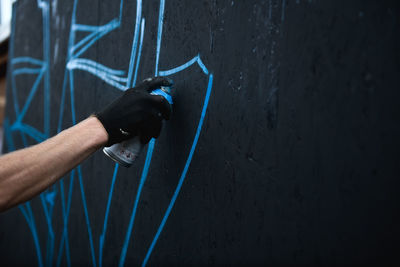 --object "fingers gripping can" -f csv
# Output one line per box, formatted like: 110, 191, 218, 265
102, 86, 173, 167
